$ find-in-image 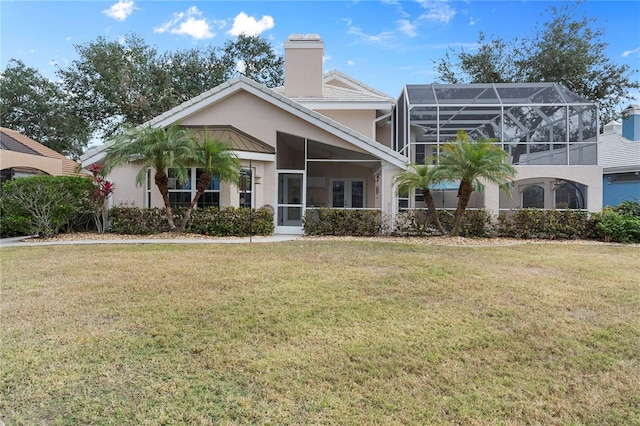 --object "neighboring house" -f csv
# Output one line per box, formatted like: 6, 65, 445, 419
599, 104, 640, 207
395, 83, 602, 213
81, 34, 604, 234
0, 127, 84, 185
